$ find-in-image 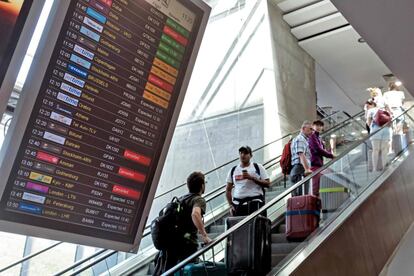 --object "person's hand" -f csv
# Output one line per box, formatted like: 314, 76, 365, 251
304, 169, 312, 176
242, 171, 253, 180
229, 205, 236, 215
201, 234, 212, 245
